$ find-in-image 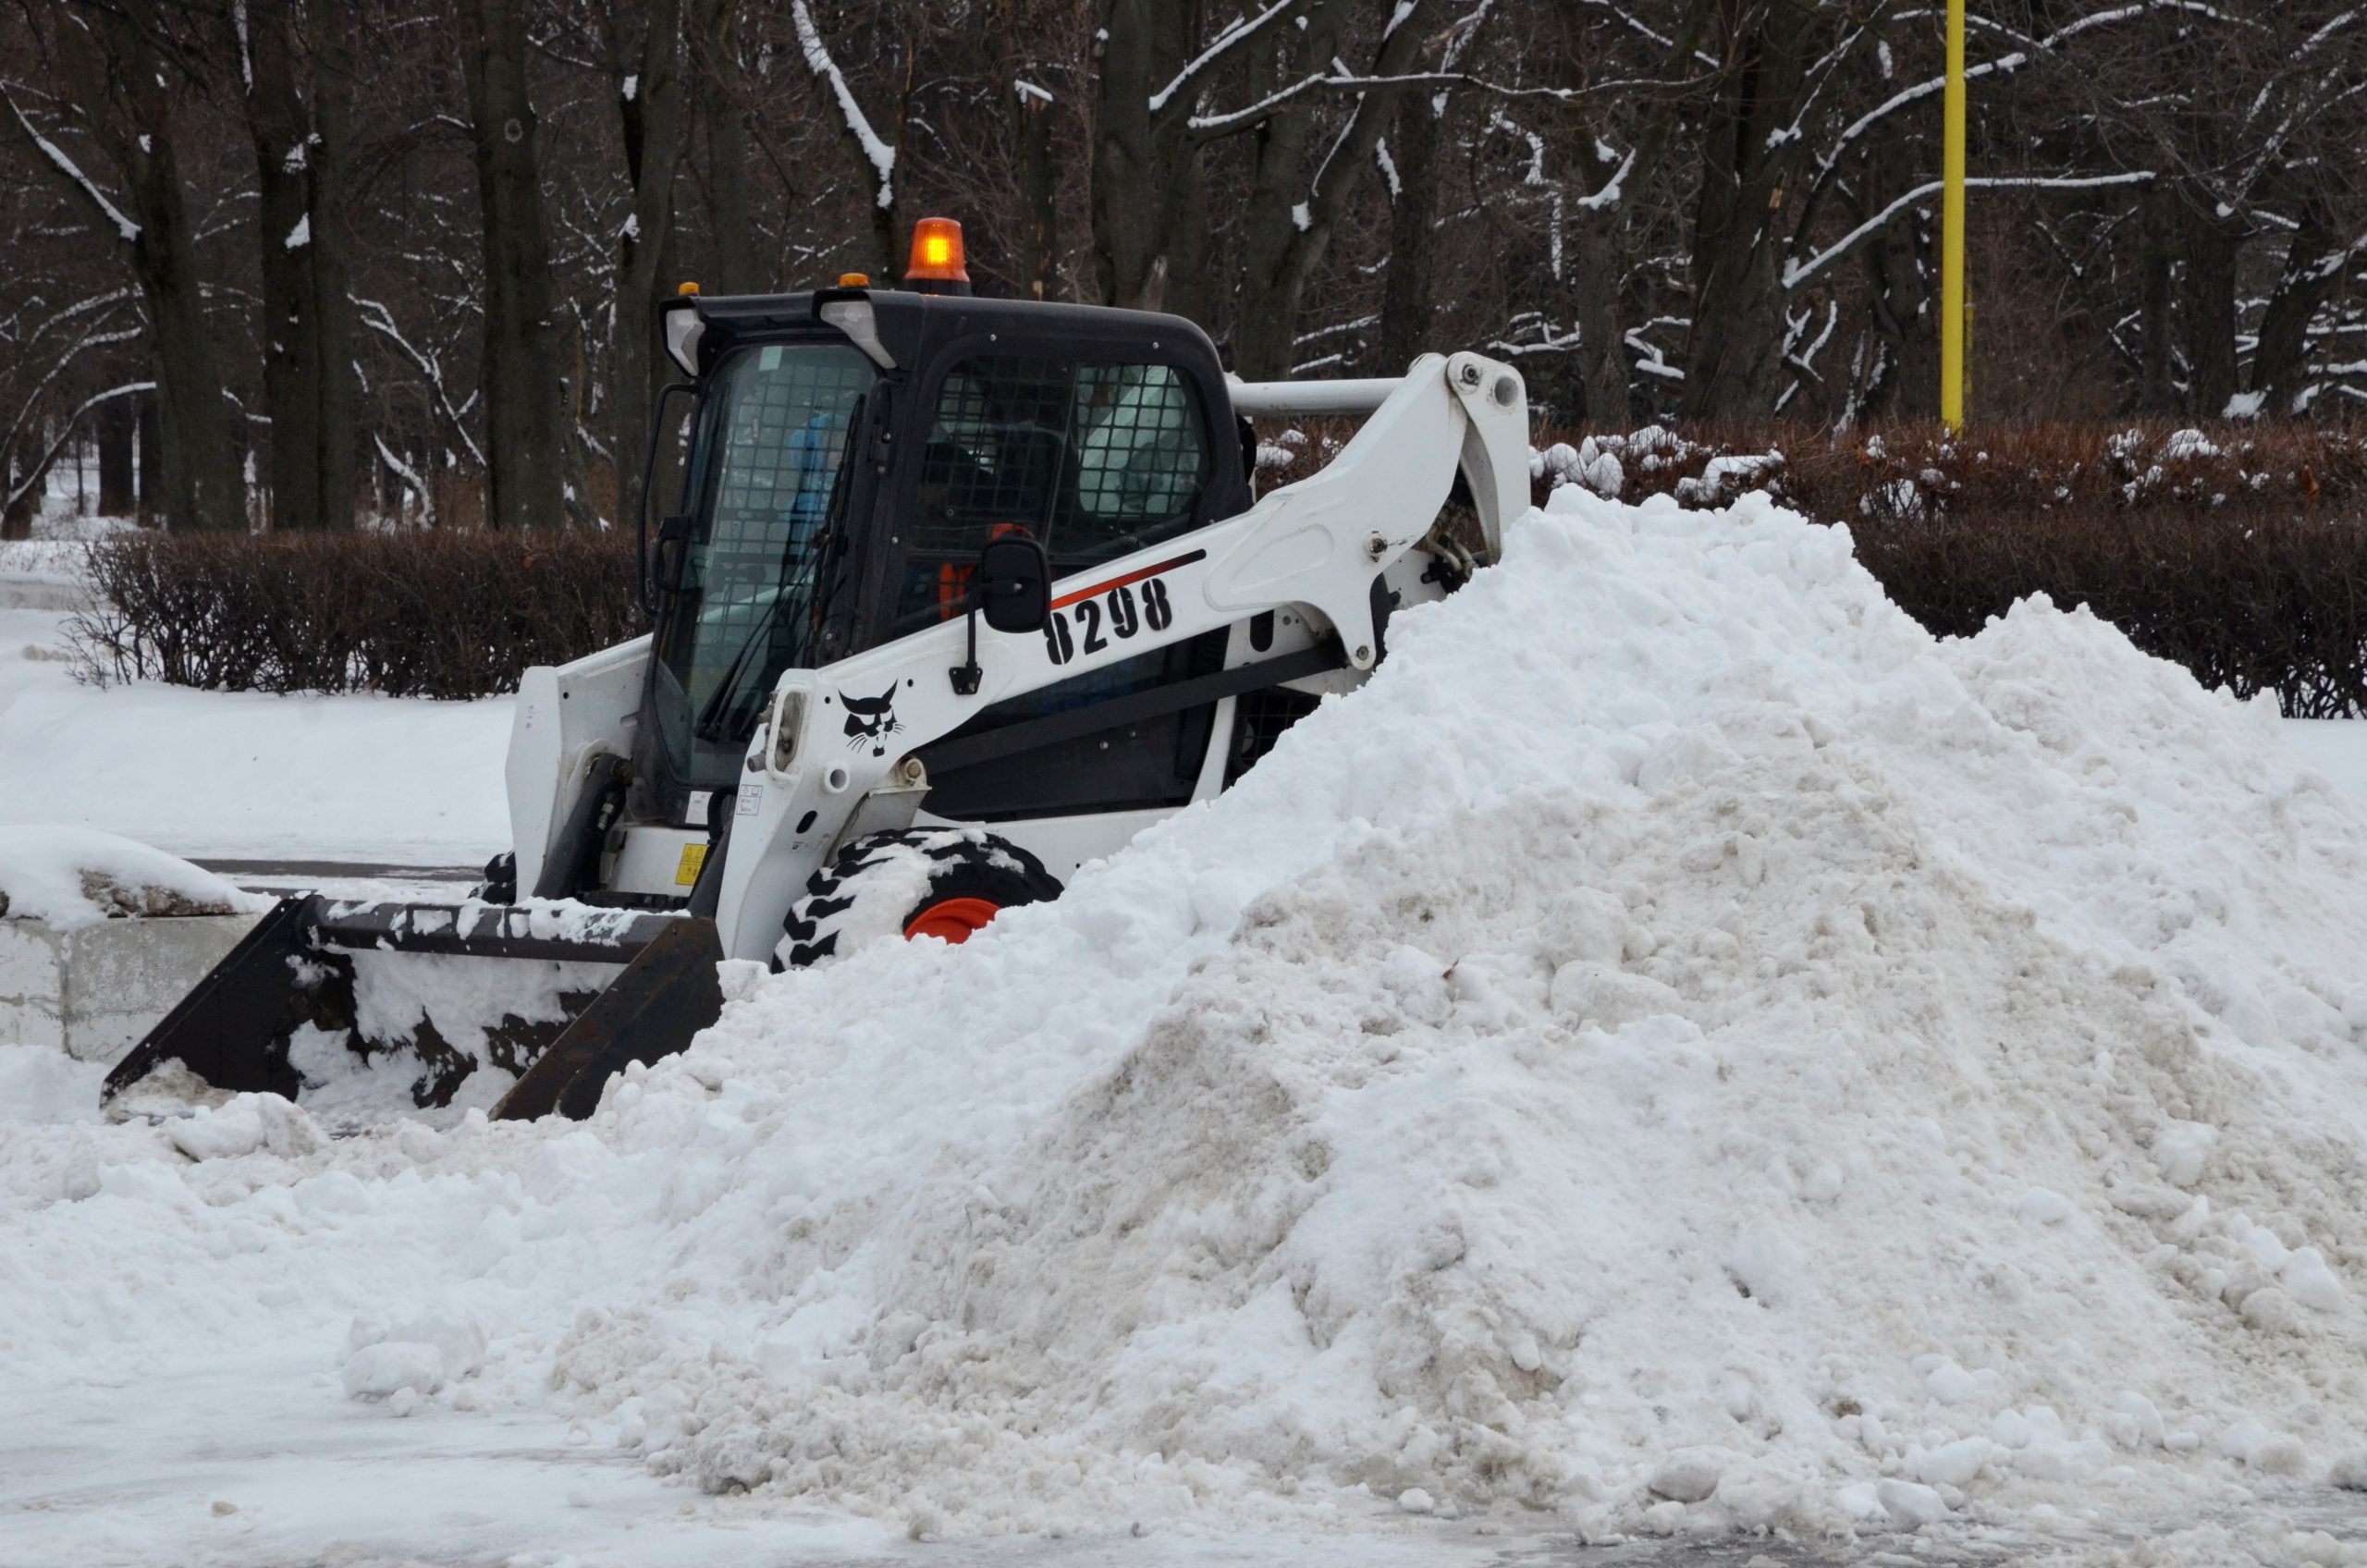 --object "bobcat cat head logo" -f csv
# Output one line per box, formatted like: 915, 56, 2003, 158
840, 684, 901, 756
